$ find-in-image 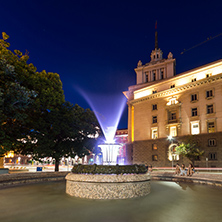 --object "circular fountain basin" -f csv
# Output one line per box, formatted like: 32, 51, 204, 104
66, 173, 150, 199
